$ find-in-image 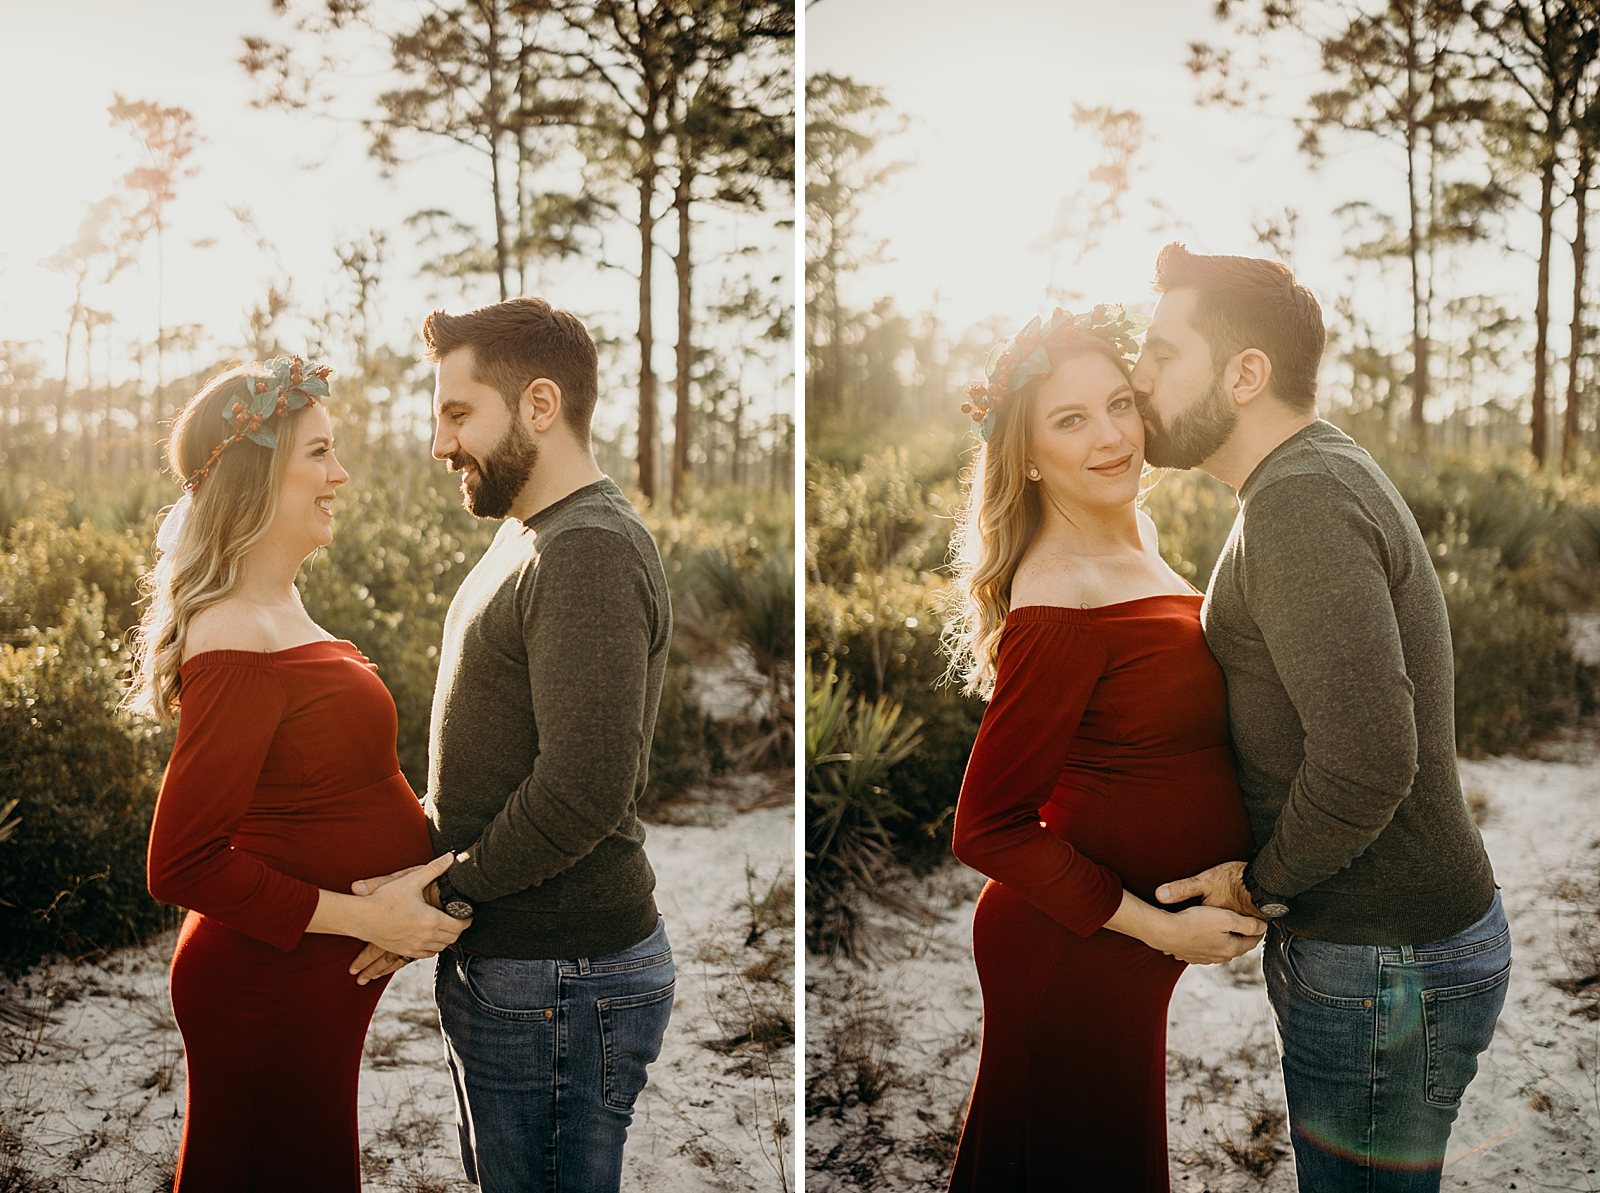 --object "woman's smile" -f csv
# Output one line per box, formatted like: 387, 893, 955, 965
1089, 453, 1135, 477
